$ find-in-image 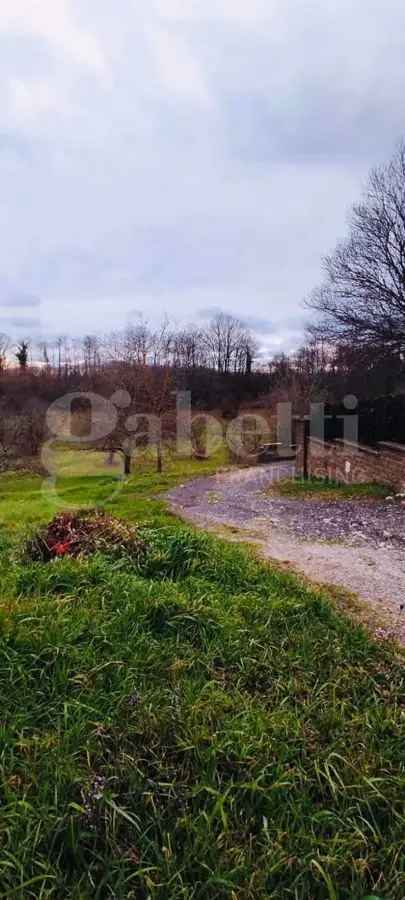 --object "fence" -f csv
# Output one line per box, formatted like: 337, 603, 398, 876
324, 396, 405, 447
295, 420, 405, 490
